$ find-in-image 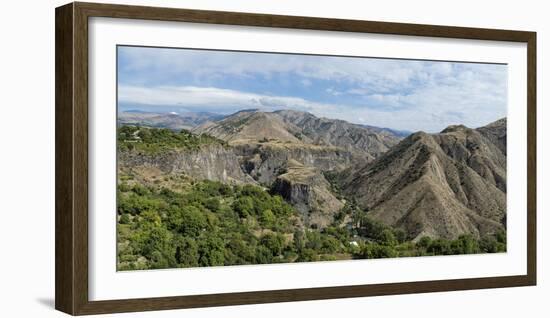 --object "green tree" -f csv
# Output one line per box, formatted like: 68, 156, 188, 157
393, 229, 407, 244
174, 236, 199, 267
305, 231, 323, 251
204, 198, 221, 213
427, 239, 452, 255
417, 236, 432, 249
169, 206, 207, 237
495, 230, 506, 244
255, 246, 273, 264
320, 235, 341, 254
380, 229, 398, 246
232, 196, 254, 218
261, 233, 285, 256
132, 222, 176, 269
361, 242, 397, 259
260, 209, 276, 228
198, 234, 225, 266
452, 234, 479, 254
226, 236, 256, 264
119, 213, 131, 225
359, 216, 387, 240
296, 248, 318, 262
480, 235, 506, 253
